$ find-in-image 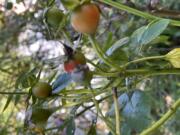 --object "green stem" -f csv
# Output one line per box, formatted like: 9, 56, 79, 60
0, 92, 28, 95
88, 35, 122, 71
112, 87, 121, 135
62, 29, 74, 46
62, 80, 118, 107
45, 126, 60, 131
0, 68, 12, 74
126, 69, 180, 76
61, 89, 92, 94
93, 71, 118, 77
140, 99, 180, 135
76, 95, 111, 117
94, 68, 180, 78
87, 59, 106, 72
123, 55, 166, 68
98, 0, 180, 27
60, 95, 91, 100
92, 54, 170, 77
90, 88, 116, 135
